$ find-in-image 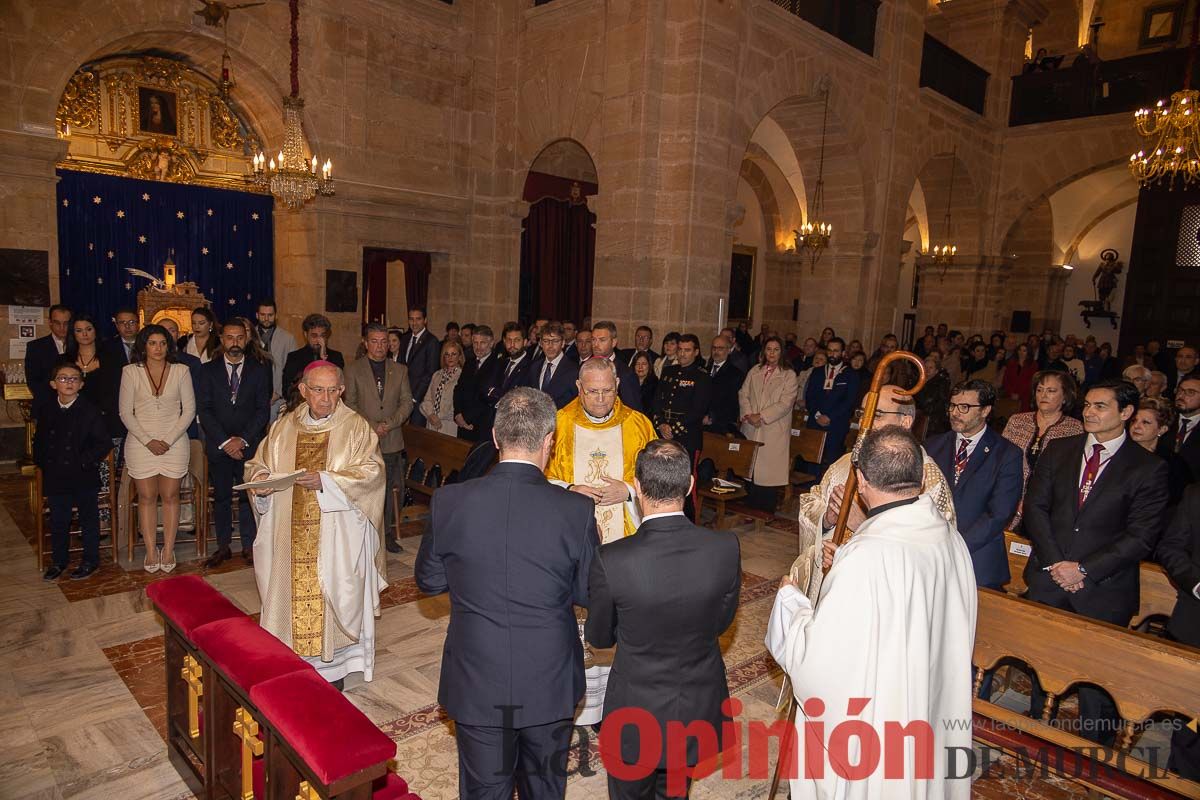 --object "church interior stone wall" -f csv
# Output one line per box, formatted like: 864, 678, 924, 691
0, 0, 1172, 349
